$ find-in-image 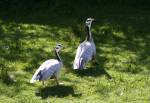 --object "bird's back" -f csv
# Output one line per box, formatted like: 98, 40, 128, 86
30, 59, 62, 83
73, 41, 95, 69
